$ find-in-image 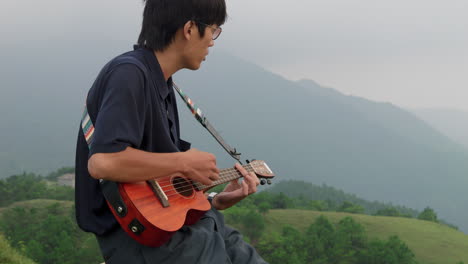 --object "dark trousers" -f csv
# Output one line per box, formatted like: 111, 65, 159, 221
96, 208, 268, 264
